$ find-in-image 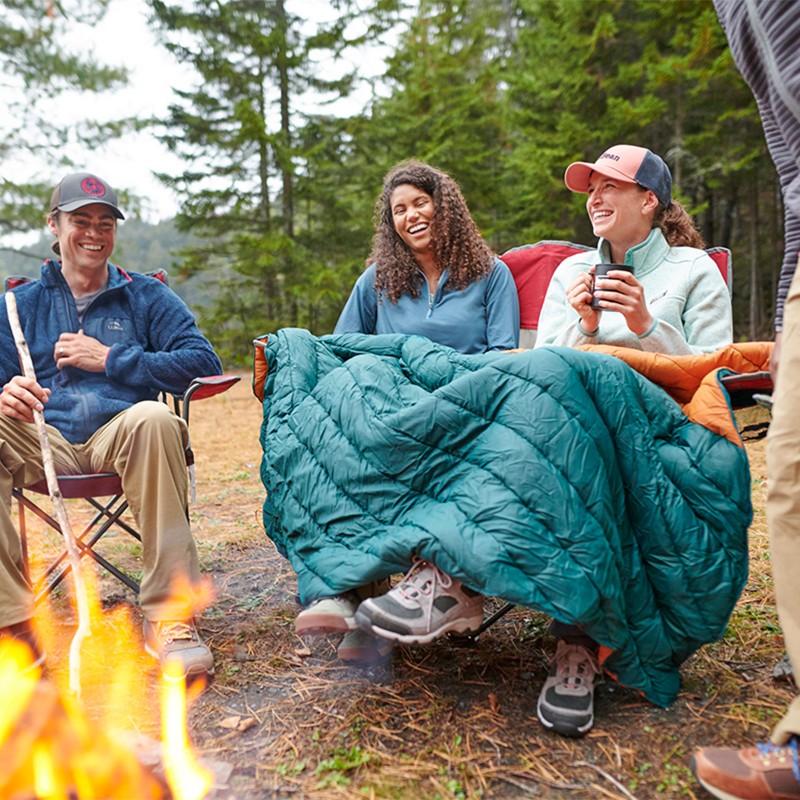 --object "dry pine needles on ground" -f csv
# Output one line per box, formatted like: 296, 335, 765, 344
18, 377, 792, 799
